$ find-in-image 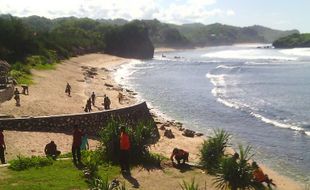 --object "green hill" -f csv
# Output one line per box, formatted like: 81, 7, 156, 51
273, 33, 310, 48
